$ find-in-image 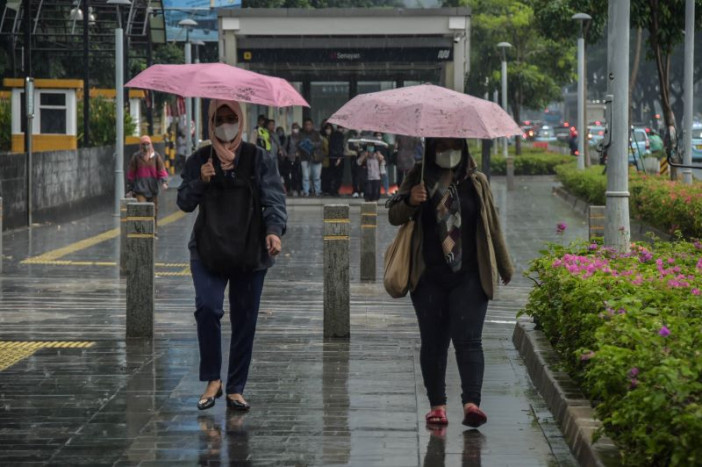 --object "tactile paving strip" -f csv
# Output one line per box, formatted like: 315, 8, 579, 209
0, 341, 95, 371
